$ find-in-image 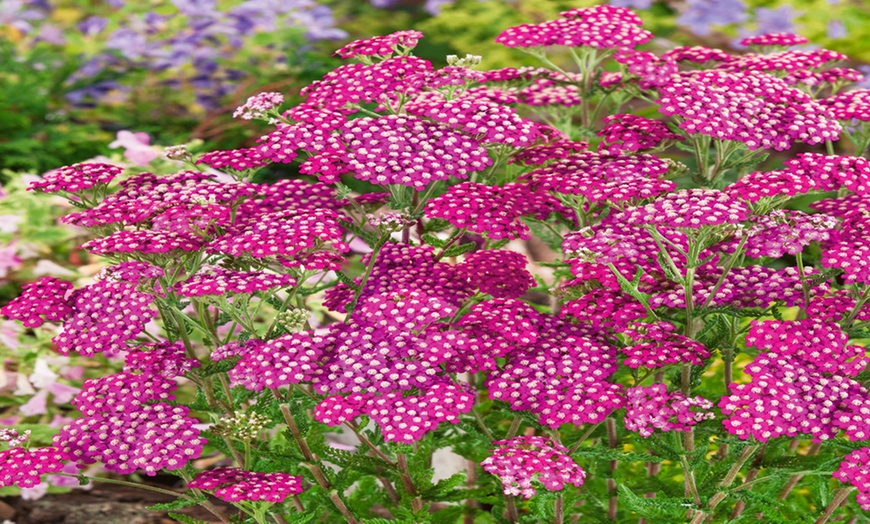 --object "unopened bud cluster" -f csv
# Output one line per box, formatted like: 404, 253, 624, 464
212, 411, 270, 441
